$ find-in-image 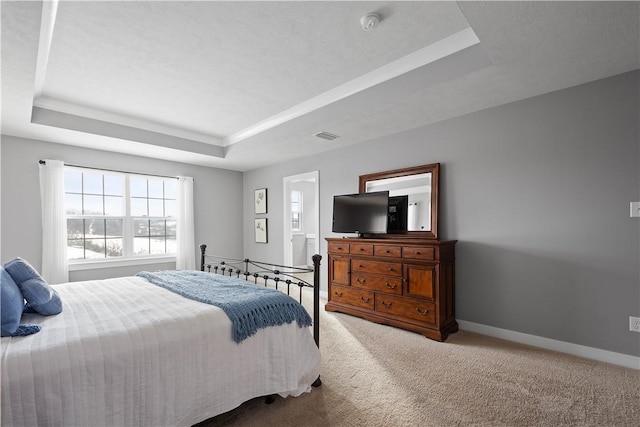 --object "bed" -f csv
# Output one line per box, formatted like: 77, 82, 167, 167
1, 245, 322, 426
